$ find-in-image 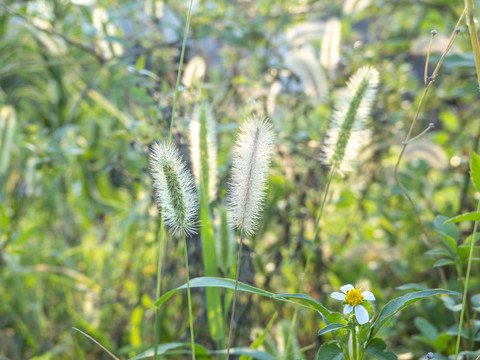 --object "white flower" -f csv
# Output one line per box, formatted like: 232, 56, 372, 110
331, 284, 375, 325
